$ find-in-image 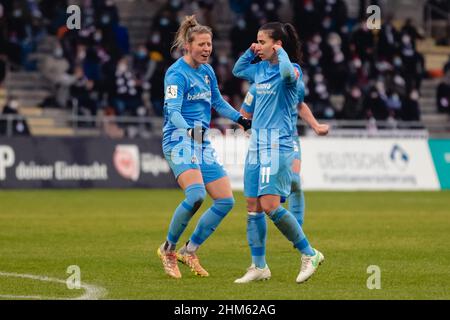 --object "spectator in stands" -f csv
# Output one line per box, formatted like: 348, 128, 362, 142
385, 89, 402, 119
0, 98, 30, 136
378, 14, 400, 61
151, 7, 179, 61
443, 55, 450, 74
319, 0, 348, 36
70, 66, 98, 122
350, 19, 375, 64
398, 30, 425, 92
340, 84, 365, 120
363, 85, 389, 120
230, 17, 255, 58
303, 32, 323, 72
144, 35, 167, 116
111, 57, 142, 117
400, 18, 424, 50
132, 44, 150, 81
307, 70, 336, 119
437, 71, 450, 114
292, 0, 321, 41
320, 32, 348, 94
40, 43, 75, 108
39, 0, 68, 34
401, 89, 421, 121
228, 0, 252, 15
